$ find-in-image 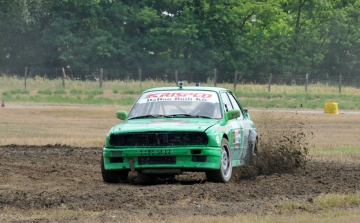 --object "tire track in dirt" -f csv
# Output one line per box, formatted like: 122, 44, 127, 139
1, 144, 360, 217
